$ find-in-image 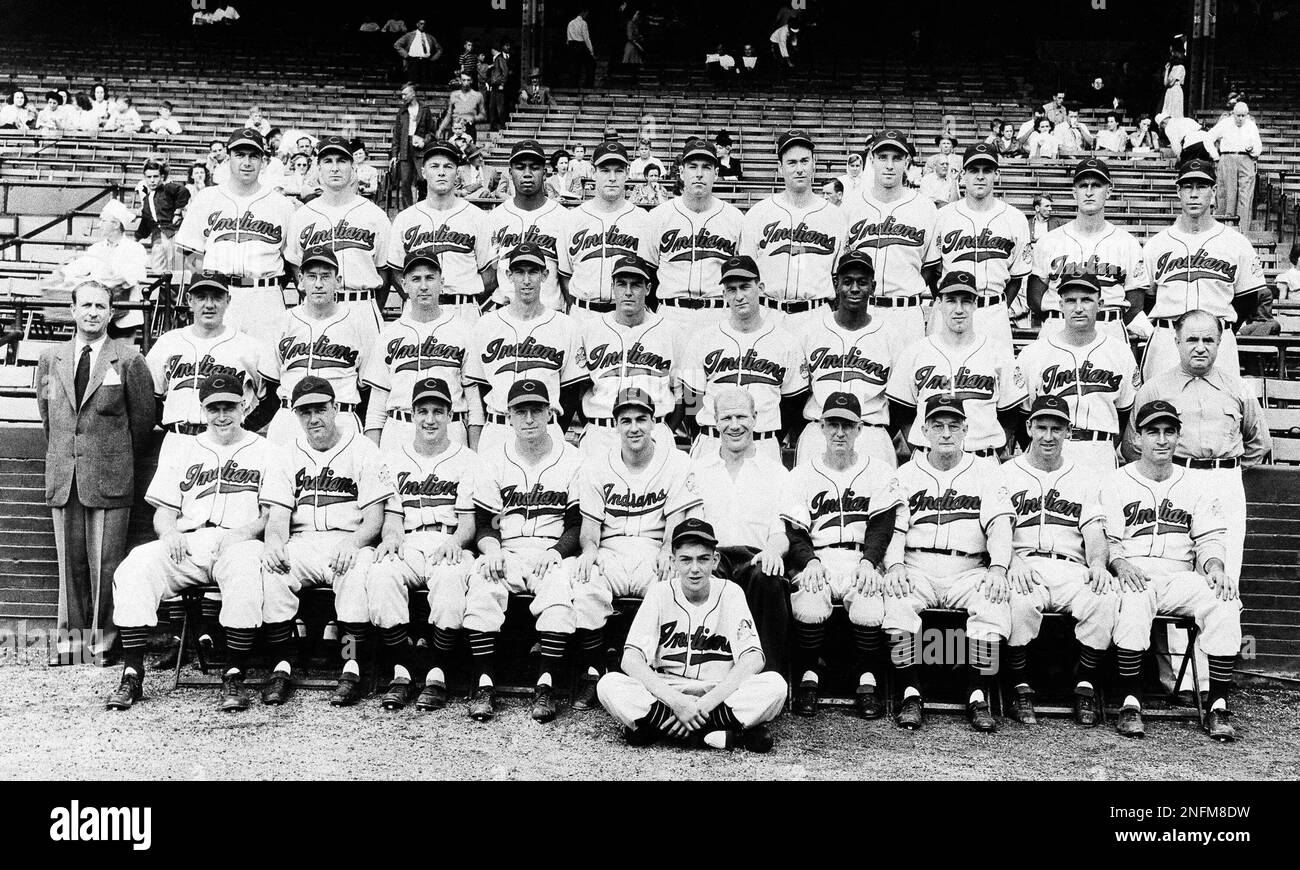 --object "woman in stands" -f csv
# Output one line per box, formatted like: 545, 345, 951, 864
992, 121, 1024, 158
1129, 116, 1159, 153
186, 162, 211, 200
1026, 117, 1059, 160
68, 93, 101, 133
546, 149, 581, 202
0, 89, 34, 129
90, 82, 111, 123
1162, 48, 1186, 119
281, 153, 313, 202
715, 132, 743, 180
